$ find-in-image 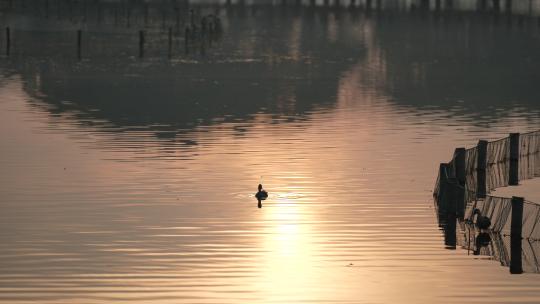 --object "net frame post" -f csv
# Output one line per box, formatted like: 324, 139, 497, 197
437, 163, 449, 213
509, 133, 520, 186
510, 196, 524, 274
453, 148, 466, 218
476, 140, 488, 198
